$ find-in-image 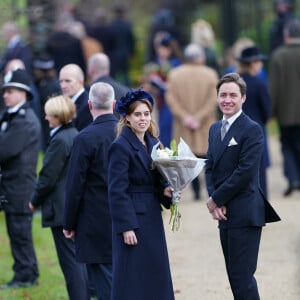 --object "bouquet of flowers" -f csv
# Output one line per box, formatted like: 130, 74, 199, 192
151, 138, 206, 231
